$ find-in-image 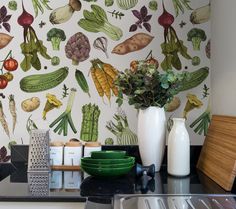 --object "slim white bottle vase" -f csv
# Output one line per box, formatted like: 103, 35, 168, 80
168, 118, 190, 176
